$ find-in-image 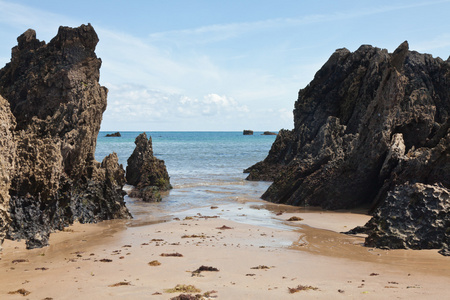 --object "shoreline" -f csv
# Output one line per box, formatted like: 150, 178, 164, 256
1, 205, 449, 299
